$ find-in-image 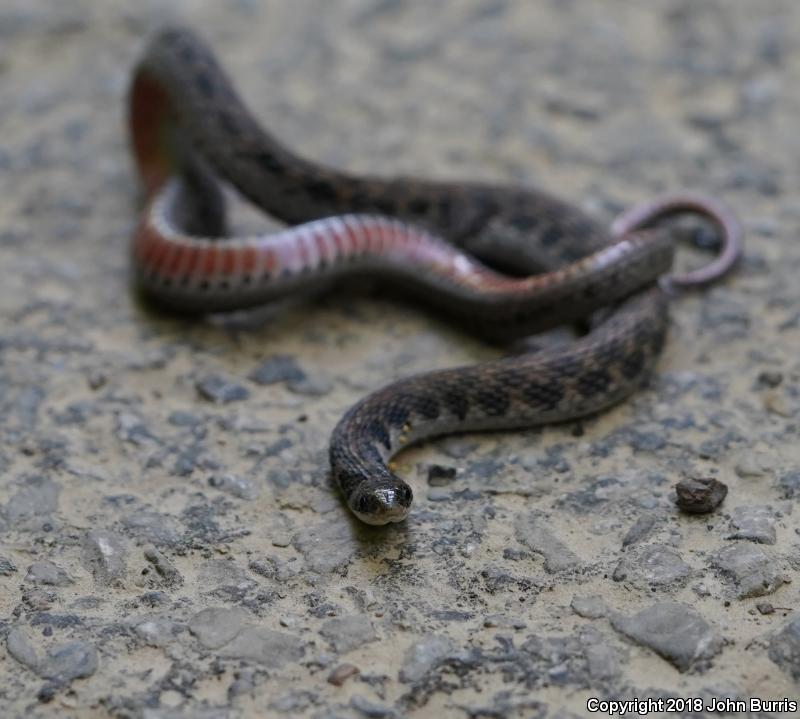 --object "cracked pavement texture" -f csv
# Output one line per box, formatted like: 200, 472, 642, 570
1, 1, 799, 717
